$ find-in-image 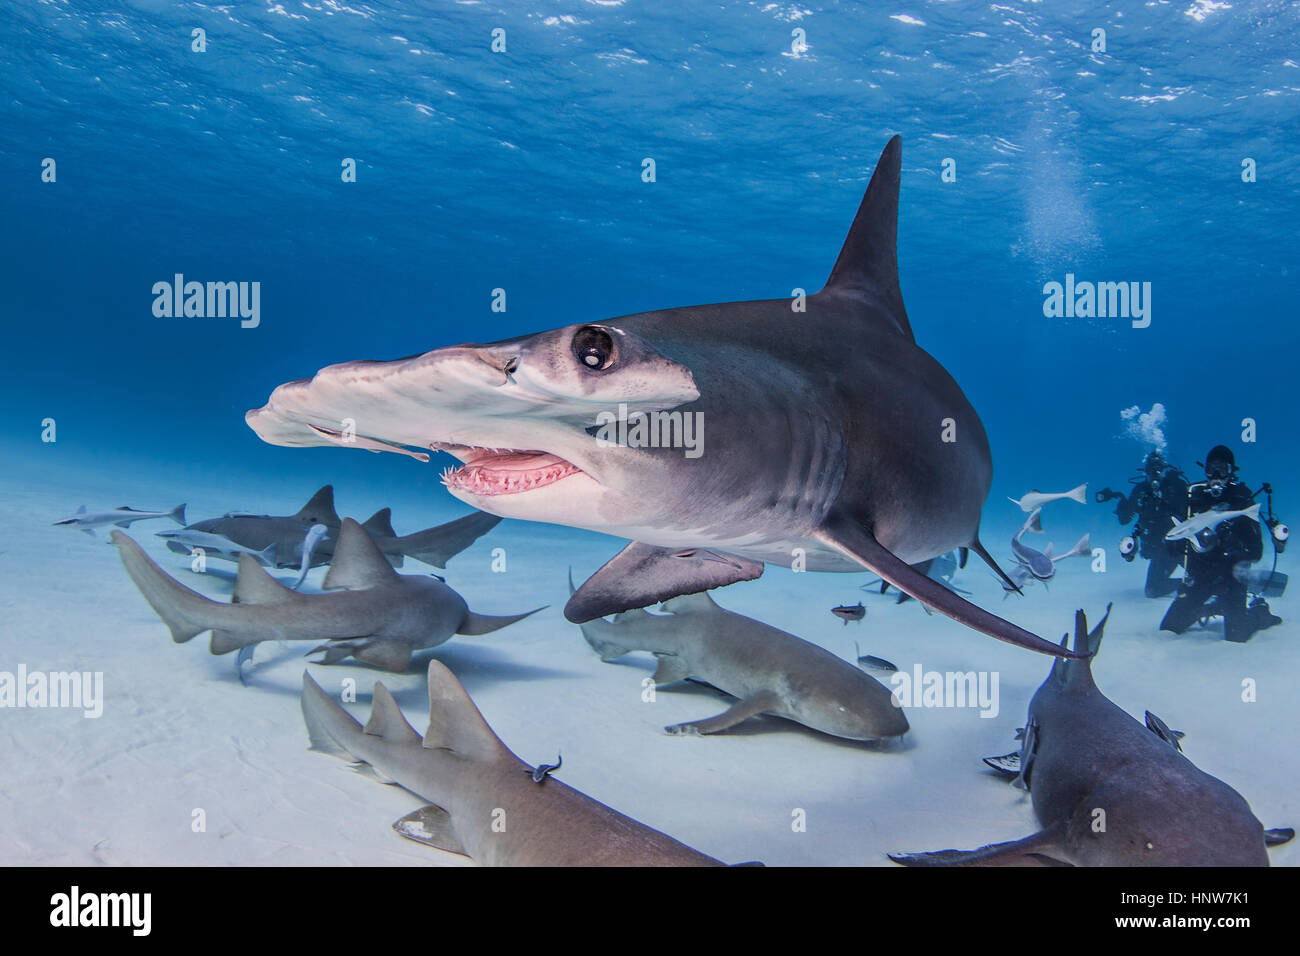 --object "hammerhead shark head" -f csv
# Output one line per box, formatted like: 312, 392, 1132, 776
169, 485, 500, 570
246, 137, 1079, 659
891, 606, 1291, 866
301, 662, 732, 865
112, 518, 540, 672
